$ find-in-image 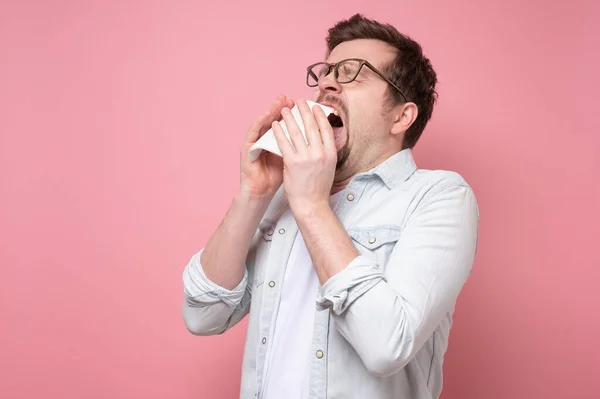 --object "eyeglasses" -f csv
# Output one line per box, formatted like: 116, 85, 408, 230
306, 58, 408, 102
